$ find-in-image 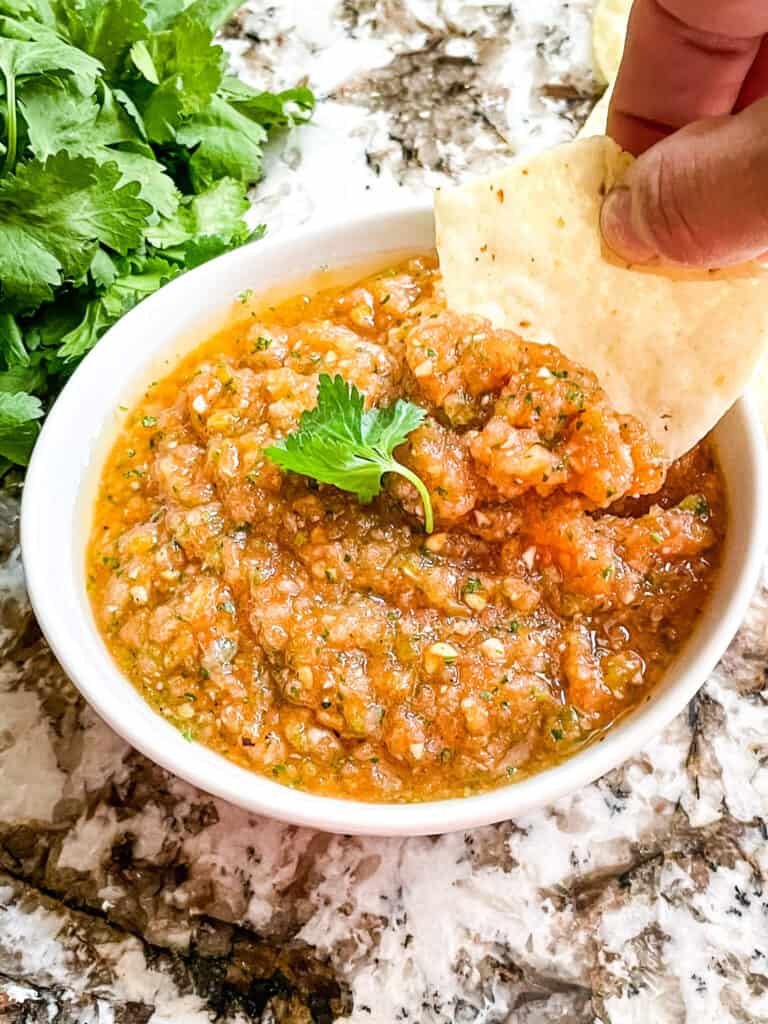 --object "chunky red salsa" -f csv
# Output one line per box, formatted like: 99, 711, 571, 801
87, 256, 725, 801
